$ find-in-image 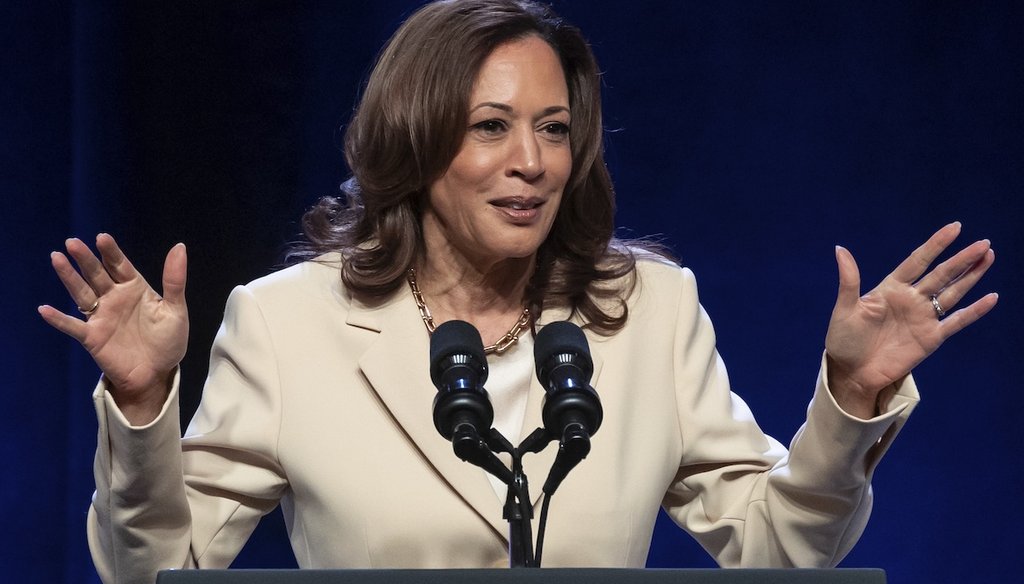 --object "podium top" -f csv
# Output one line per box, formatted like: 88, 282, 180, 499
156, 568, 886, 584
